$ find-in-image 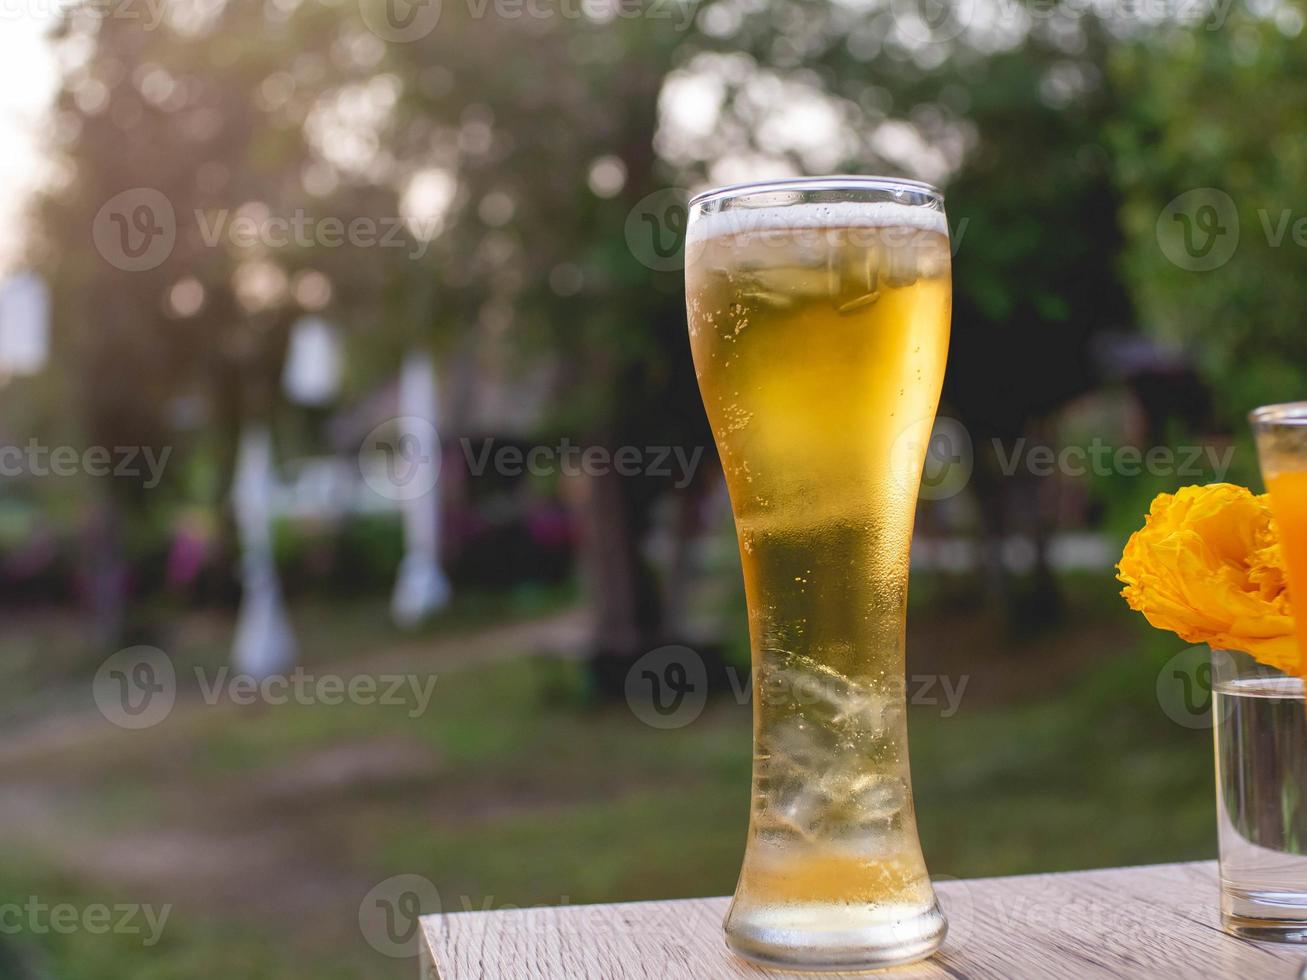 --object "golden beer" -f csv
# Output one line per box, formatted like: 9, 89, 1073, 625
685, 179, 951, 970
